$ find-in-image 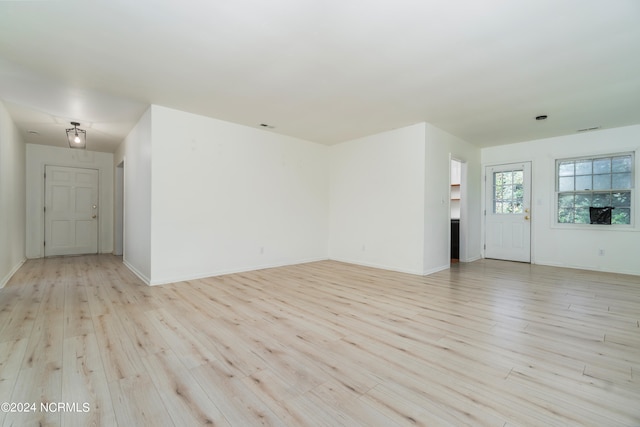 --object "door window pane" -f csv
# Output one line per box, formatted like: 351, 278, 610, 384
511, 202, 523, 214
513, 171, 524, 184
514, 184, 523, 199
493, 169, 525, 215
502, 185, 513, 199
